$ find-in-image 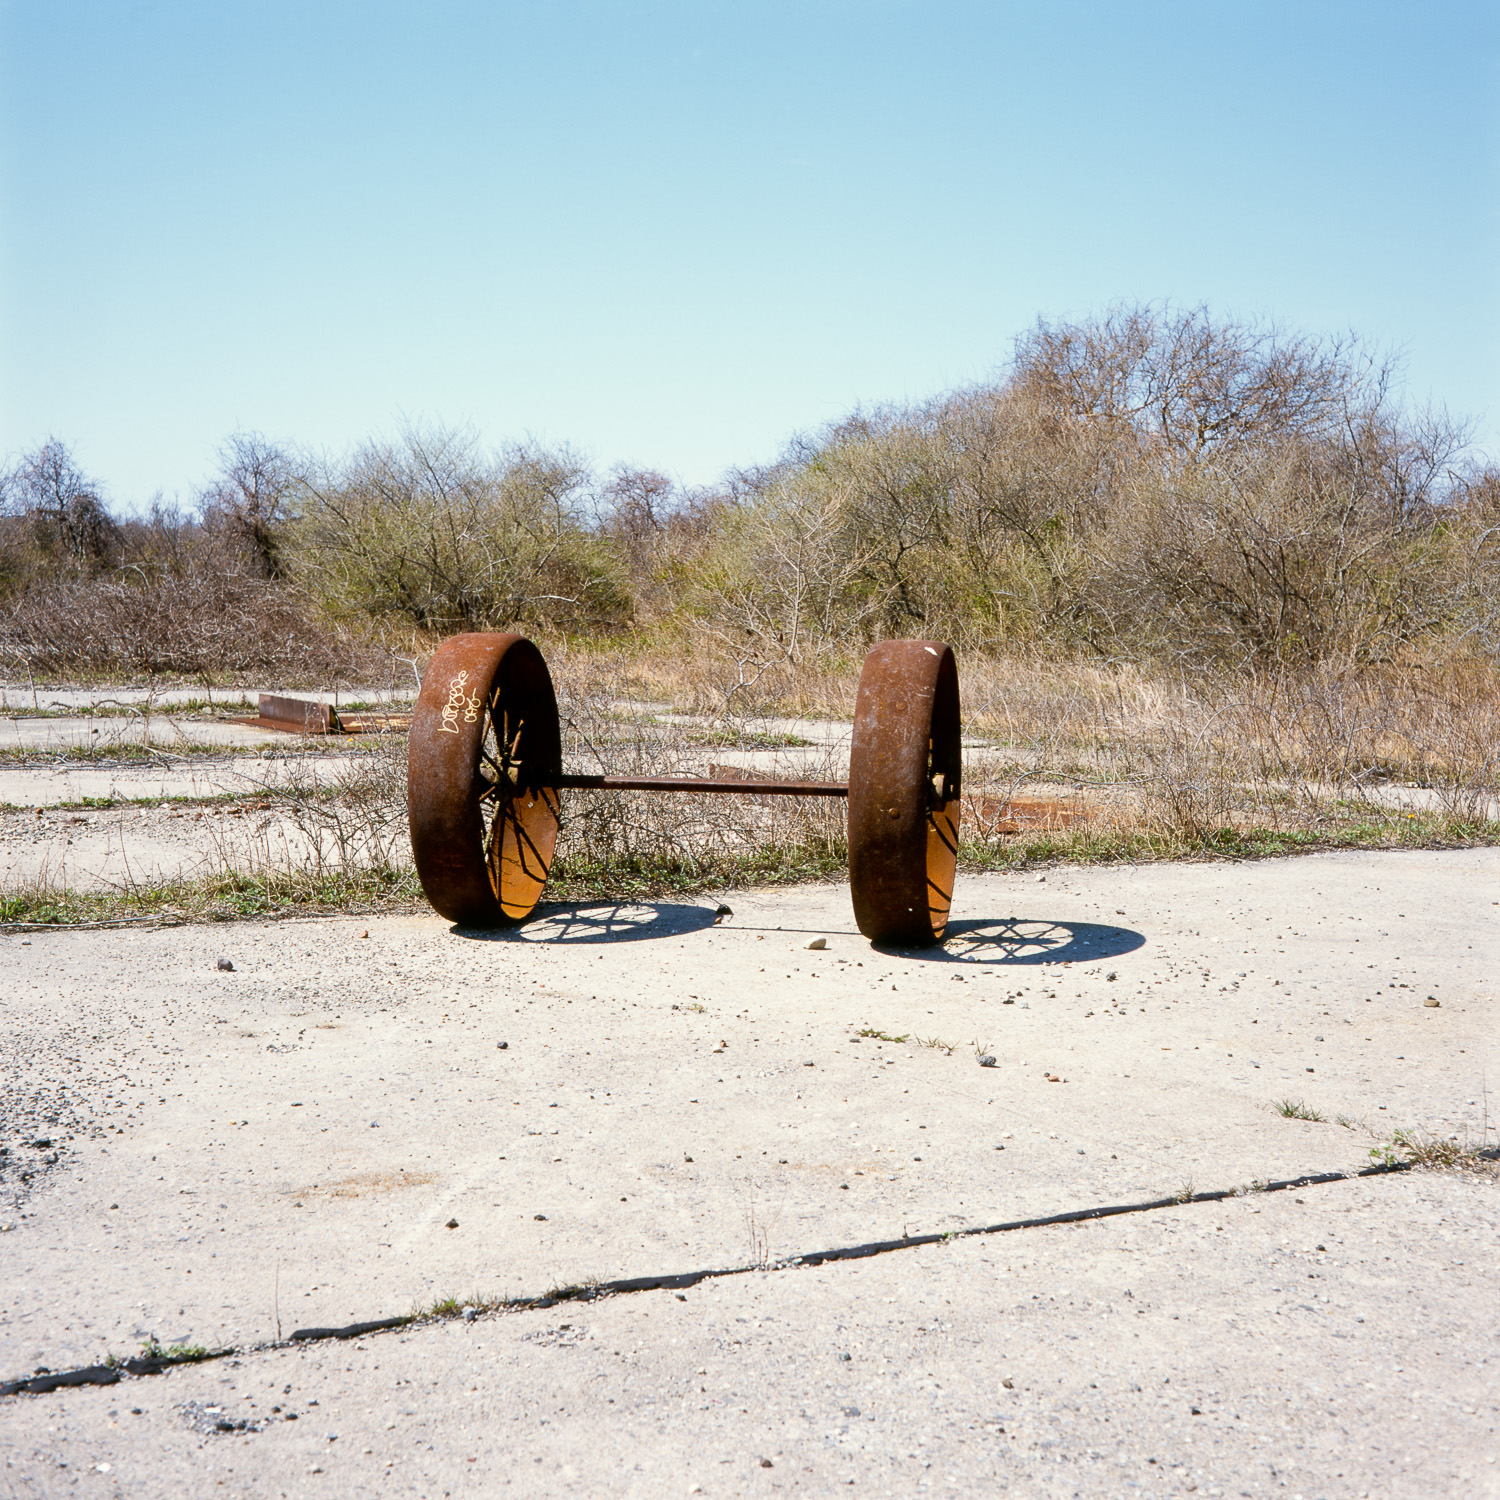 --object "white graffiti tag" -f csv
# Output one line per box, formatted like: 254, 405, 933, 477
438, 670, 481, 735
